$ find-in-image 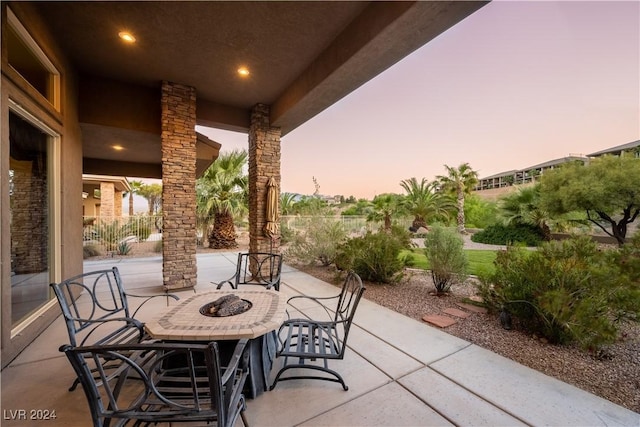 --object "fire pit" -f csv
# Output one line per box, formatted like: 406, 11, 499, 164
199, 294, 252, 317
